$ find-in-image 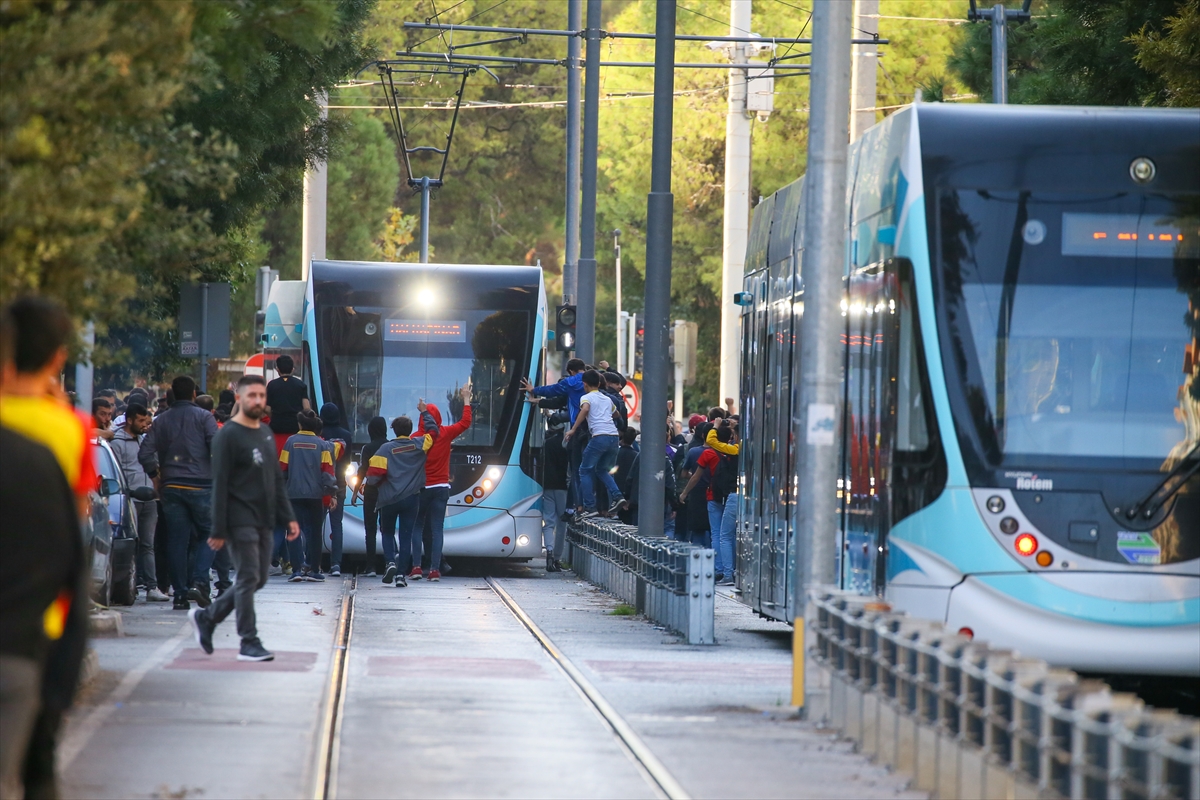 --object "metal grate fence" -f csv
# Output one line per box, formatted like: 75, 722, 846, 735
810, 589, 1200, 800
567, 517, 715, 644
